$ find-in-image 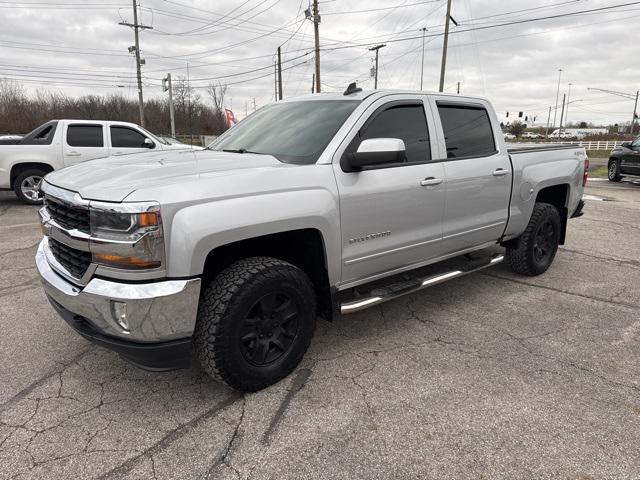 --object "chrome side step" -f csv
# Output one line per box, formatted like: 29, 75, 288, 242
340, 254, 504, 314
